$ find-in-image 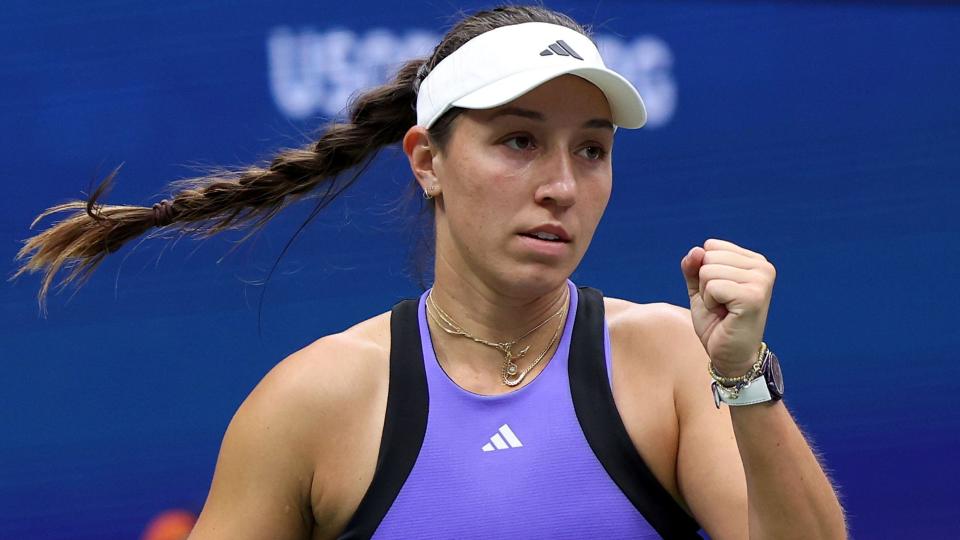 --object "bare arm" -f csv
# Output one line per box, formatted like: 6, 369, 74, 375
731, 400, 846, 538
672, 237, 846, 538
187, 350, 320, 540
666, 305, 846, 539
